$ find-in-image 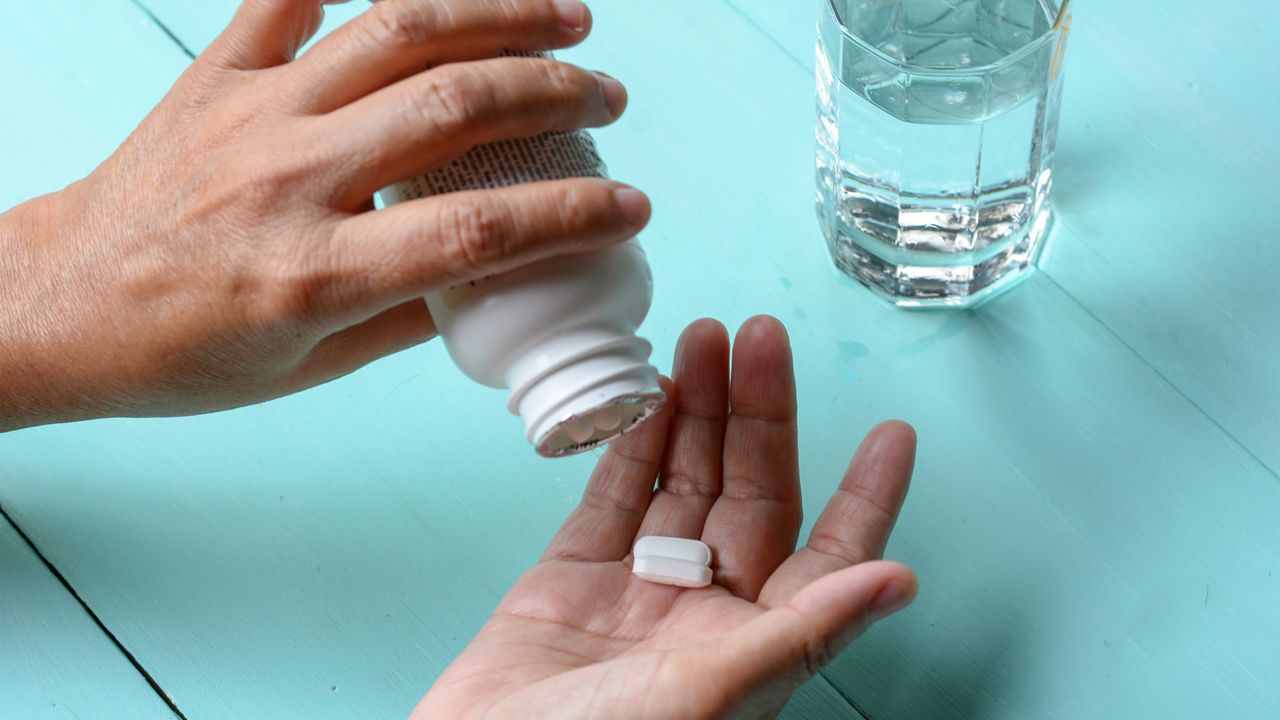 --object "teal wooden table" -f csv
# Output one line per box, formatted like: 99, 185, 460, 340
3, 1, 1279, 718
